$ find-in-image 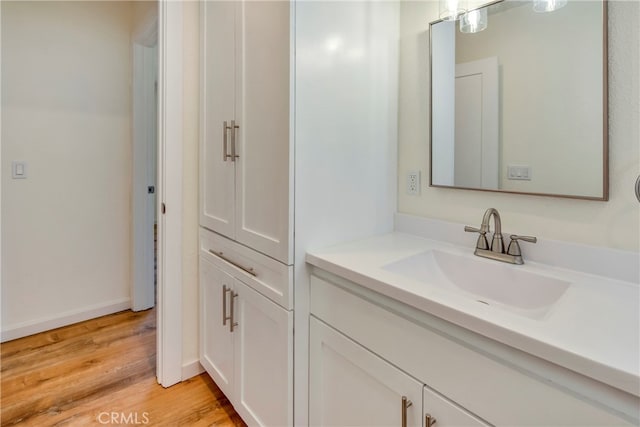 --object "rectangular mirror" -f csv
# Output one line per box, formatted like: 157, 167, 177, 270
430, 0, 608, 200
